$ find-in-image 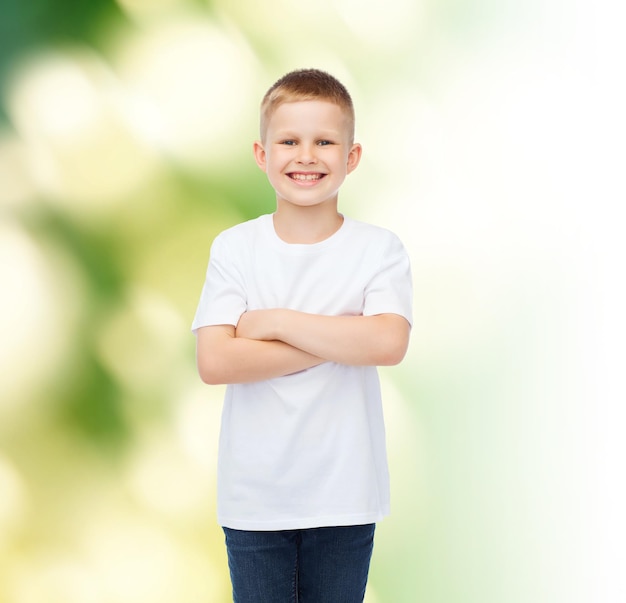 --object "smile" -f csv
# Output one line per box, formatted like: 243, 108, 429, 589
288, 172, 325, 181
